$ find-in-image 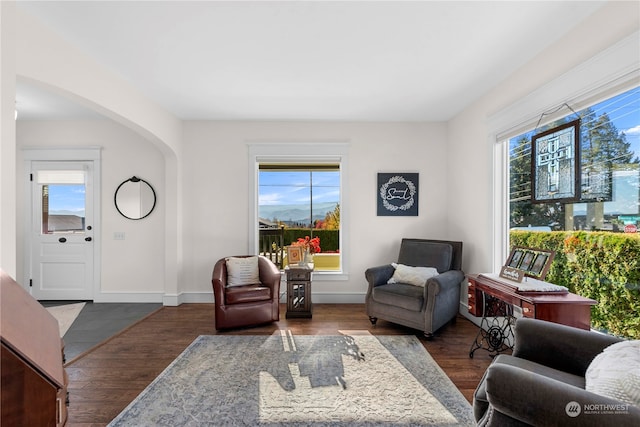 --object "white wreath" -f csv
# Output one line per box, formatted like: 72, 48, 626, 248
380, 175, 416, 211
